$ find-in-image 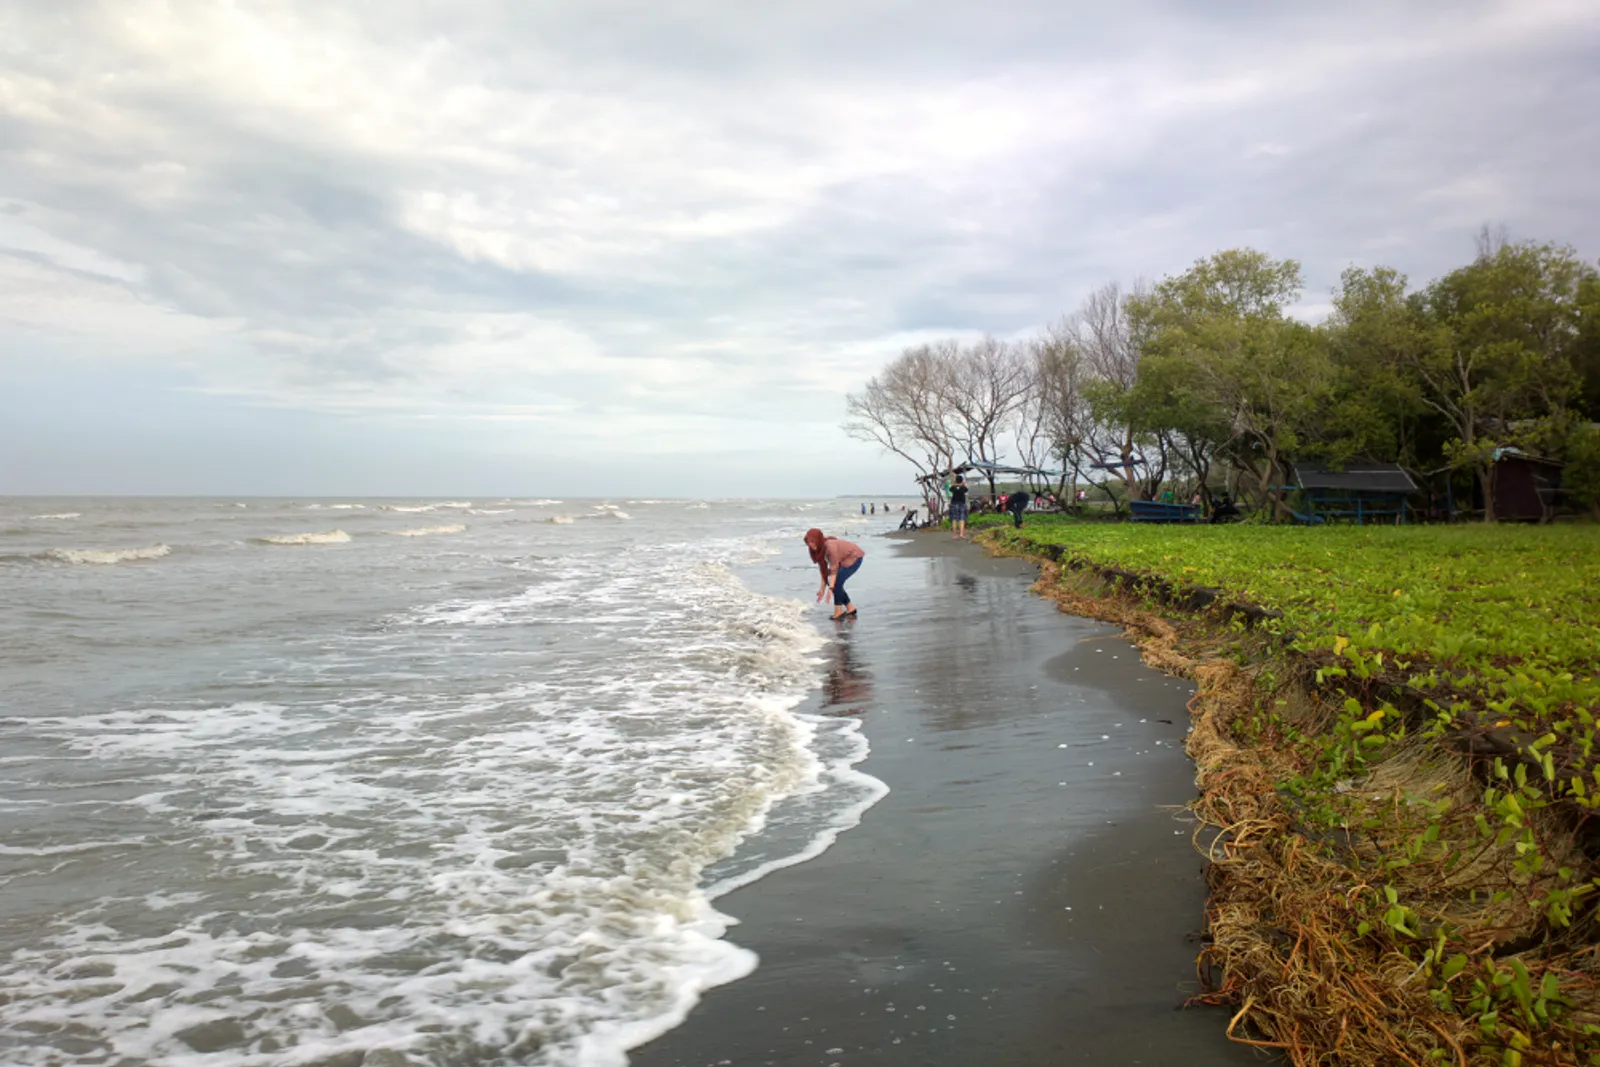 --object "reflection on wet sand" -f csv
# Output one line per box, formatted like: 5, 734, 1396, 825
822, 628, 873, 713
